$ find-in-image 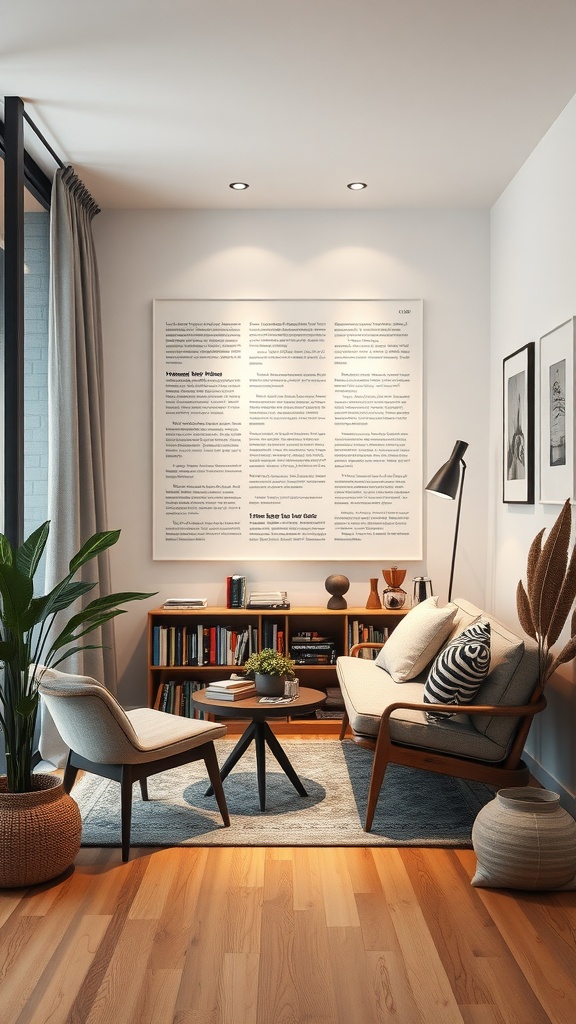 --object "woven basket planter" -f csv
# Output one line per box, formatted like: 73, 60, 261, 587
0, 774, 82, 888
